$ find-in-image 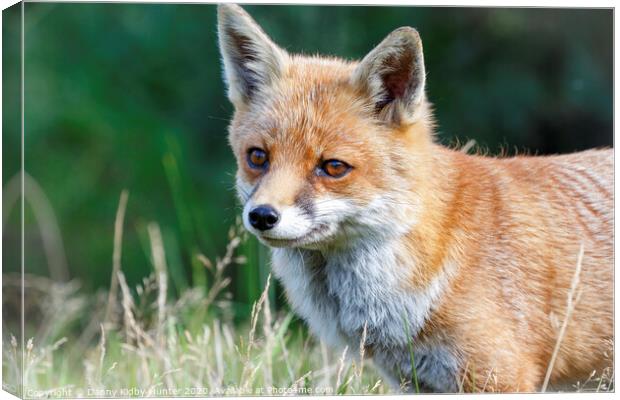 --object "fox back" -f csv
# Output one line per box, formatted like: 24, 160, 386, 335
217, 4, 613, 393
